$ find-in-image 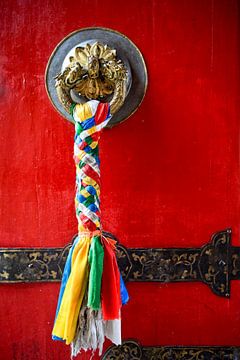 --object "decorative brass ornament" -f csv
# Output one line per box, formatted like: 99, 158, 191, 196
45, 27, 148, 127
55, 41, 128, 115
